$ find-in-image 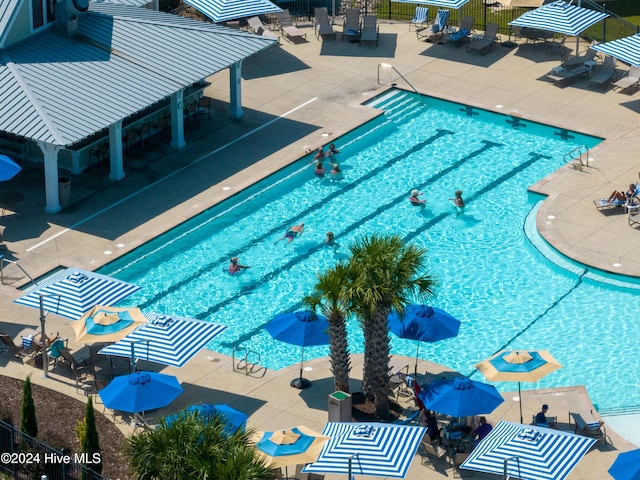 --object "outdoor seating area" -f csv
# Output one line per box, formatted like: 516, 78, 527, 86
466, 22, 500, 55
